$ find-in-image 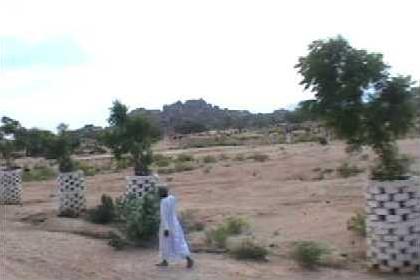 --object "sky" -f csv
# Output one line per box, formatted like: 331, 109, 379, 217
1, 0, 419, 131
